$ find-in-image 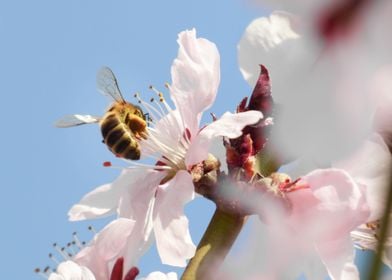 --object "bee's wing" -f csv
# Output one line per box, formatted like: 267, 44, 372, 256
55, 114, 101, 128
96, 66, 125, 103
